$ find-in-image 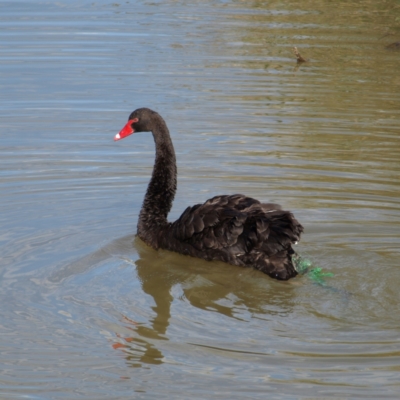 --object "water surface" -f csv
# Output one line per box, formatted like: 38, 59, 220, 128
1, 1, 400, 398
